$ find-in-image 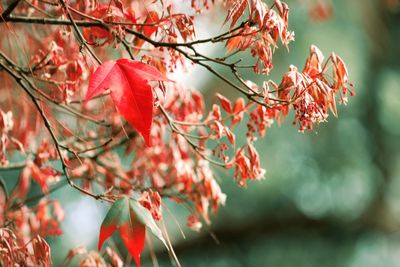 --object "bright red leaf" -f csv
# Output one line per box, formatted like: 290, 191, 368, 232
85, 59, 170, 146
98, 196, 167, 267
